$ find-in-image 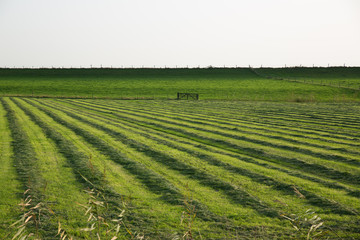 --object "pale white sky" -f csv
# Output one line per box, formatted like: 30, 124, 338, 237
0, 0, 359, 68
